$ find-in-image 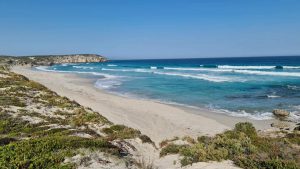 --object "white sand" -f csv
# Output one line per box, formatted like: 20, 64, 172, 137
12, 66, 274, 144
